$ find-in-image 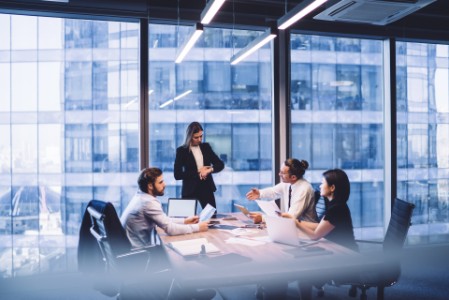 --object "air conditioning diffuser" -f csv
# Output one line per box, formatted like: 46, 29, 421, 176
313, 0, 436, 25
